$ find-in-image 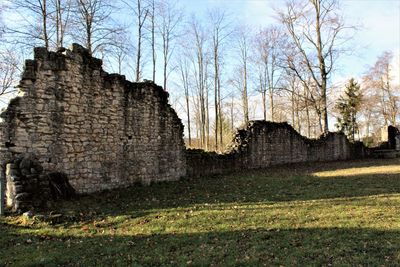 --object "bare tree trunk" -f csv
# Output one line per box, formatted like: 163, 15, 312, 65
40, 0, 49, 50
55, 0, 60, 47
205, 59, 210, 150
218, 76, 223, 148
54, 0, 69, 48
214, 48, 219, 150
296, 99, 301, 133
278, 0, 348, 134
269, 88, 274, 122
291, 89, 295, 127
306, 93, 311, 137
136, 2, 142, 82
230, 95, 234, 131
135, 0, 147, 82
163, 35, 167, 90
151, 0, 156, 82
243, 59, 249, 125
262, 89, 267, 121
206, 83, 210, 150
259, 72, 267, 121
186, 96, 191, 147
180, 59, 191, 146
86, 25, 92, 54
